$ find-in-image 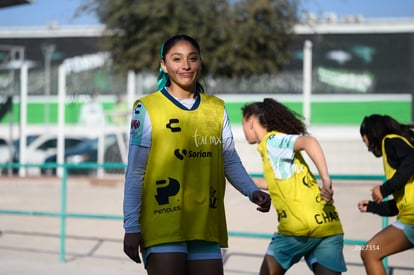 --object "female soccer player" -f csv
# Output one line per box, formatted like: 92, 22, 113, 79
123, 34, 271, 275
358, 114, 414, 275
